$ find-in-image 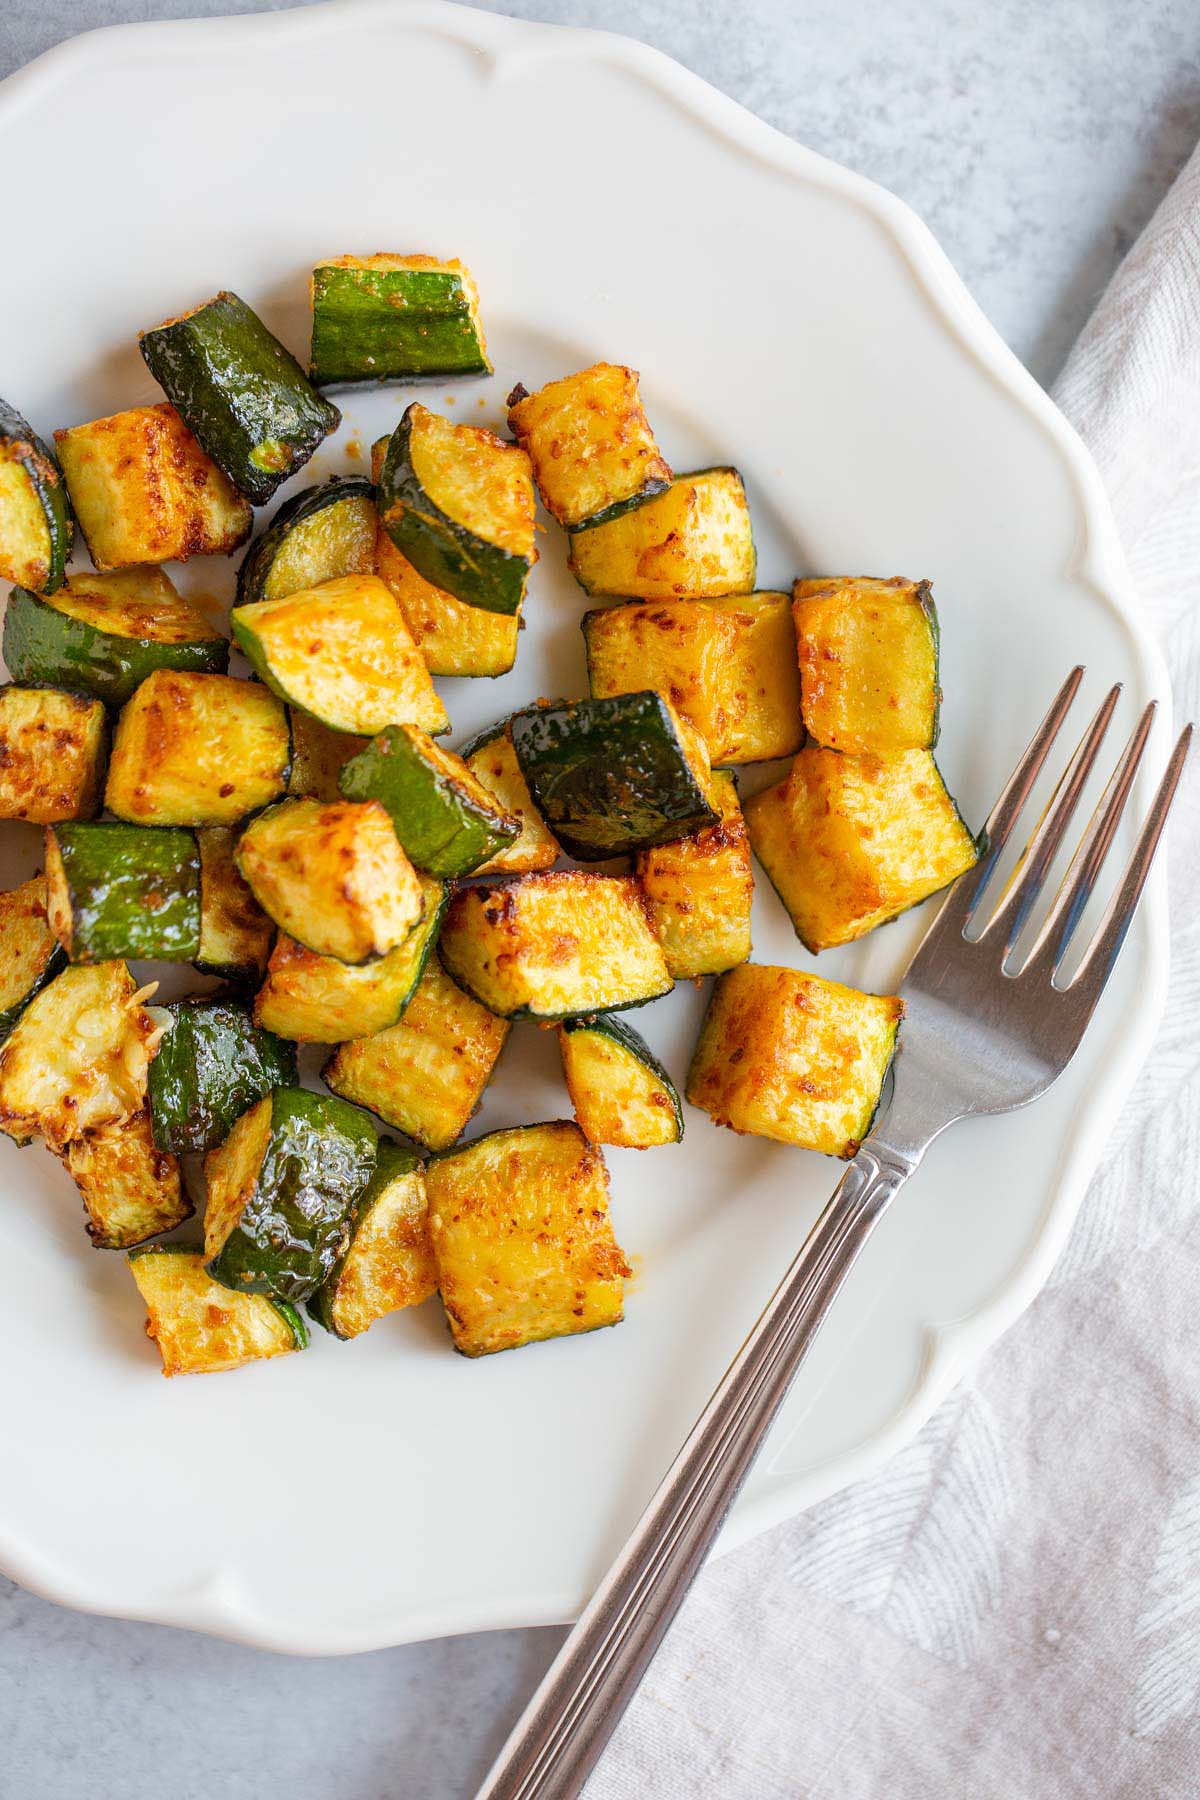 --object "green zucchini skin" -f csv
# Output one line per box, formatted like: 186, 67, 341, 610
46, 822, 201, 962
562, 1012, 684, 1140
206, 1088, 378, 1303
509, 692, 718, 861
306, 1139, 423, 1336
4, 583, 229, 709
128, 1241, 309, 1348
310, 265, 490, 388
0, 398, 73, 594
339, 727, 519, 877
378, 406, 530, 617
147, 995, 298, 1154
235, 477, 375, 606
139, 293, 340, 506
